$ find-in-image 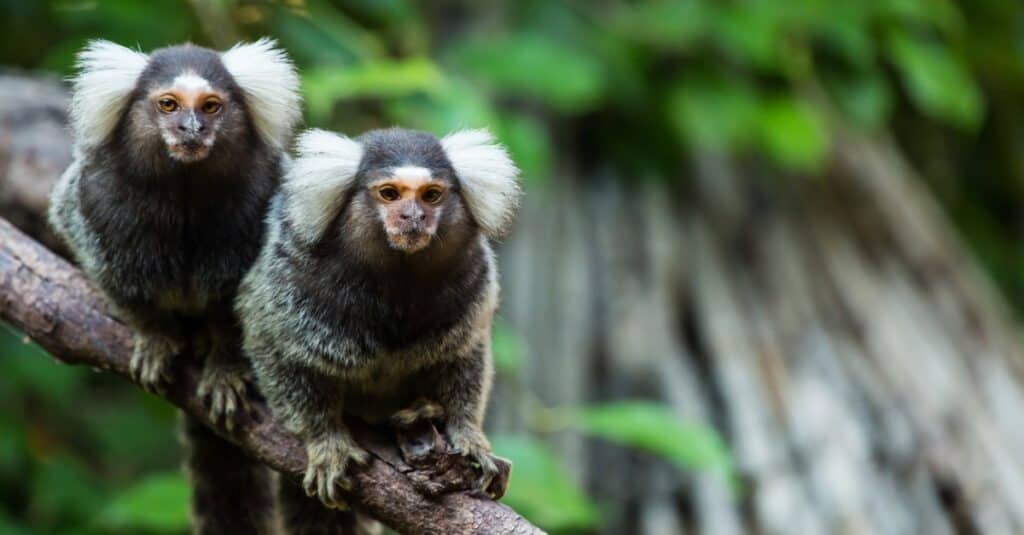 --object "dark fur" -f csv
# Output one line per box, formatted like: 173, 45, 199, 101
238, 129, 504, 532
50, 44, 286, 535
182, 416, 277, 533
81, 46, 275, 310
